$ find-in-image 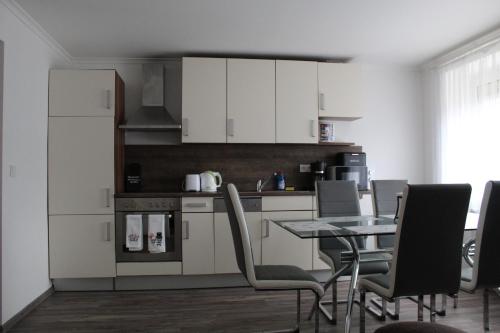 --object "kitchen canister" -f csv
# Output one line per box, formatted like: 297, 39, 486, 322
319, 119, 335, 142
